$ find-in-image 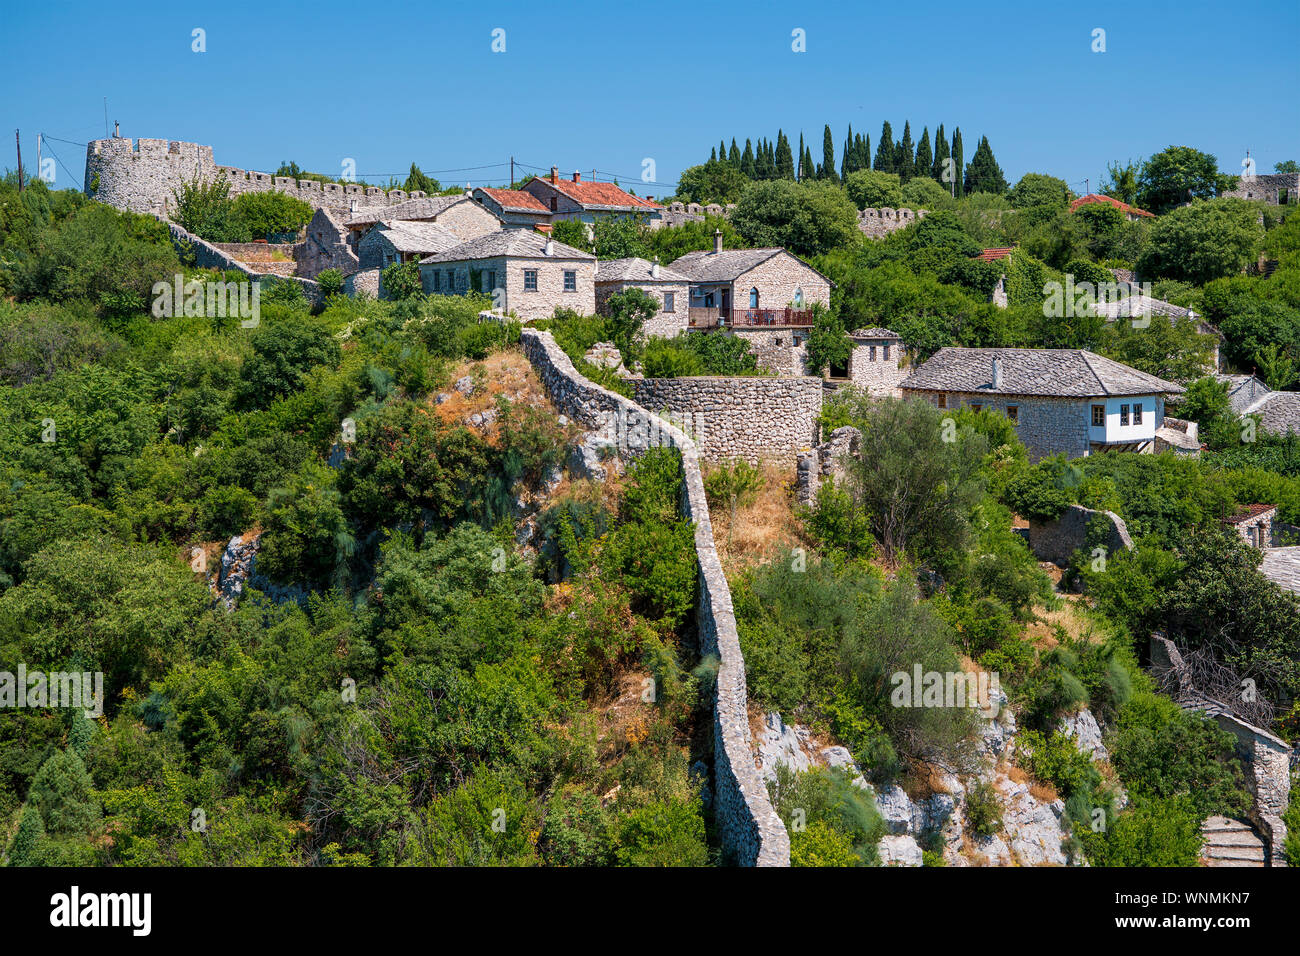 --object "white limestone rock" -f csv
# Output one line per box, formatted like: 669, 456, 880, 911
1059, 708, 1109, 763
756, 712, 812, 783
878, 834, 924, 867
